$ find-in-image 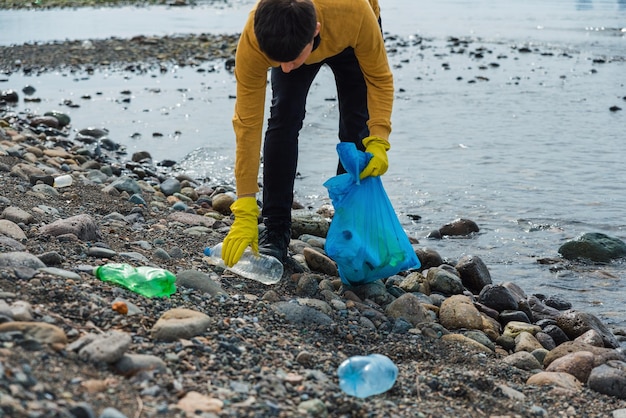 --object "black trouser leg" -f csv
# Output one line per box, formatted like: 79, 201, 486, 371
326, 47, 370, 175
262, 63, 321, 226
262, 46, 372, 223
